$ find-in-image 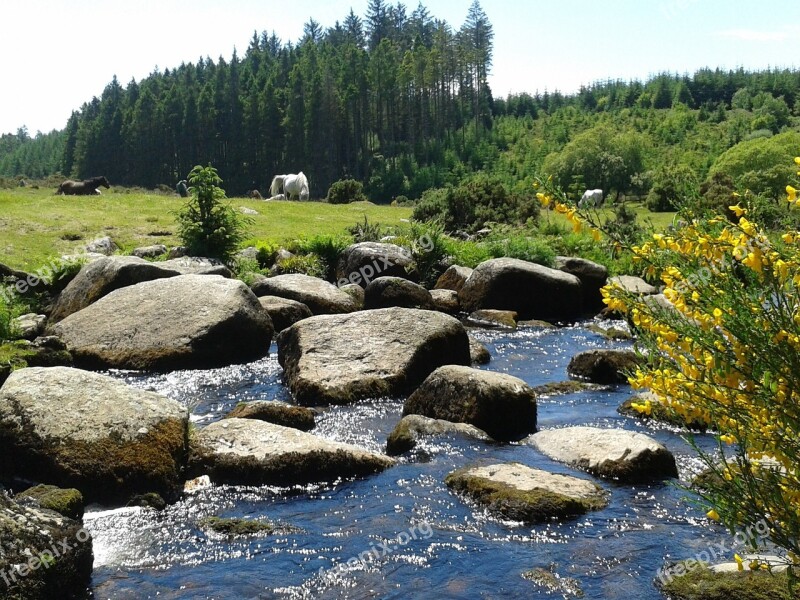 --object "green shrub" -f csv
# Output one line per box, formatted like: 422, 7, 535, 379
412, 175, 539, 233
275, 254, 326, 278
292, 235, 351, 281
402, 221, 450, 288
486, 235, 555, 267
326, 179, 367, 204
347, 216, 385, 243
646, 164, 698, 212
175, 164, 250, 263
